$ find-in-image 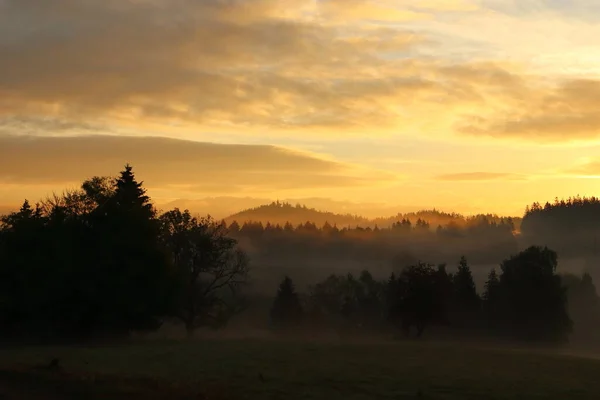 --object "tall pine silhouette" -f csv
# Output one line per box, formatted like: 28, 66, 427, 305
451, 256, 480, 328
453, 256, 480, 311
90, 164, 174, 334
270, 276, 303, 329
482, 268, 501, 329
